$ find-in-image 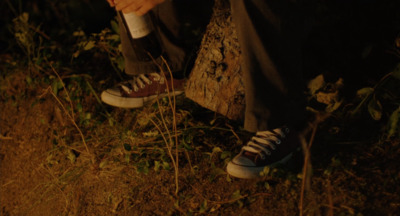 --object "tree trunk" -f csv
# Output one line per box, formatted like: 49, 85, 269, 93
185, 0, 245, 120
